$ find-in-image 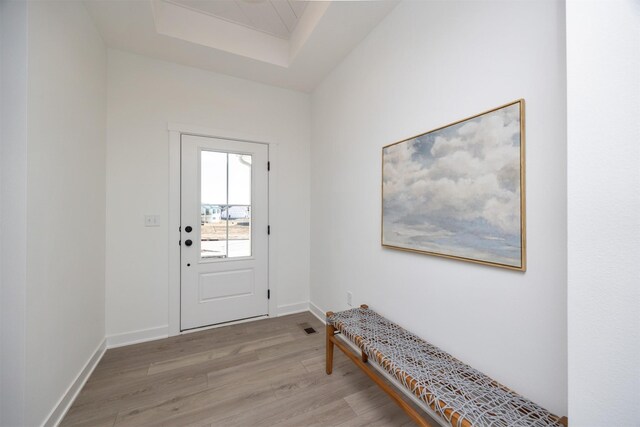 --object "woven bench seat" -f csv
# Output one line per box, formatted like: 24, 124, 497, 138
326, 306, 567, 427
